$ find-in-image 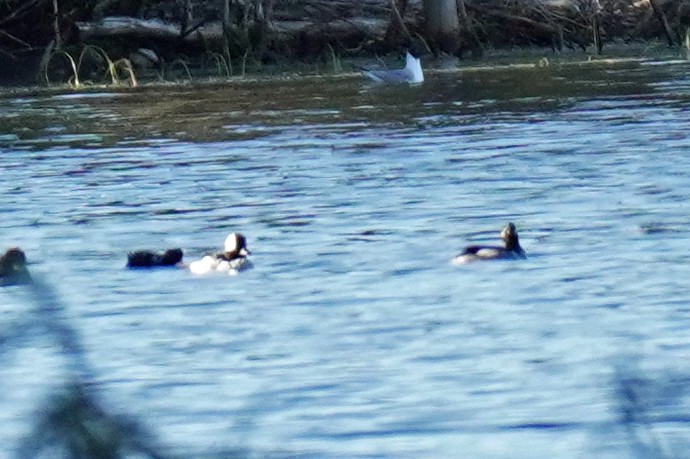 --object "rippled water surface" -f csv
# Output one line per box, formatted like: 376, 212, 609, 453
2, 59, 690, 458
